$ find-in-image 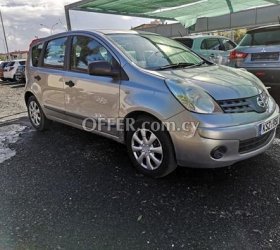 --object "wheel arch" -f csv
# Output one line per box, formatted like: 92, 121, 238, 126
123, 110, 177, 160
24, 91, 35, 105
